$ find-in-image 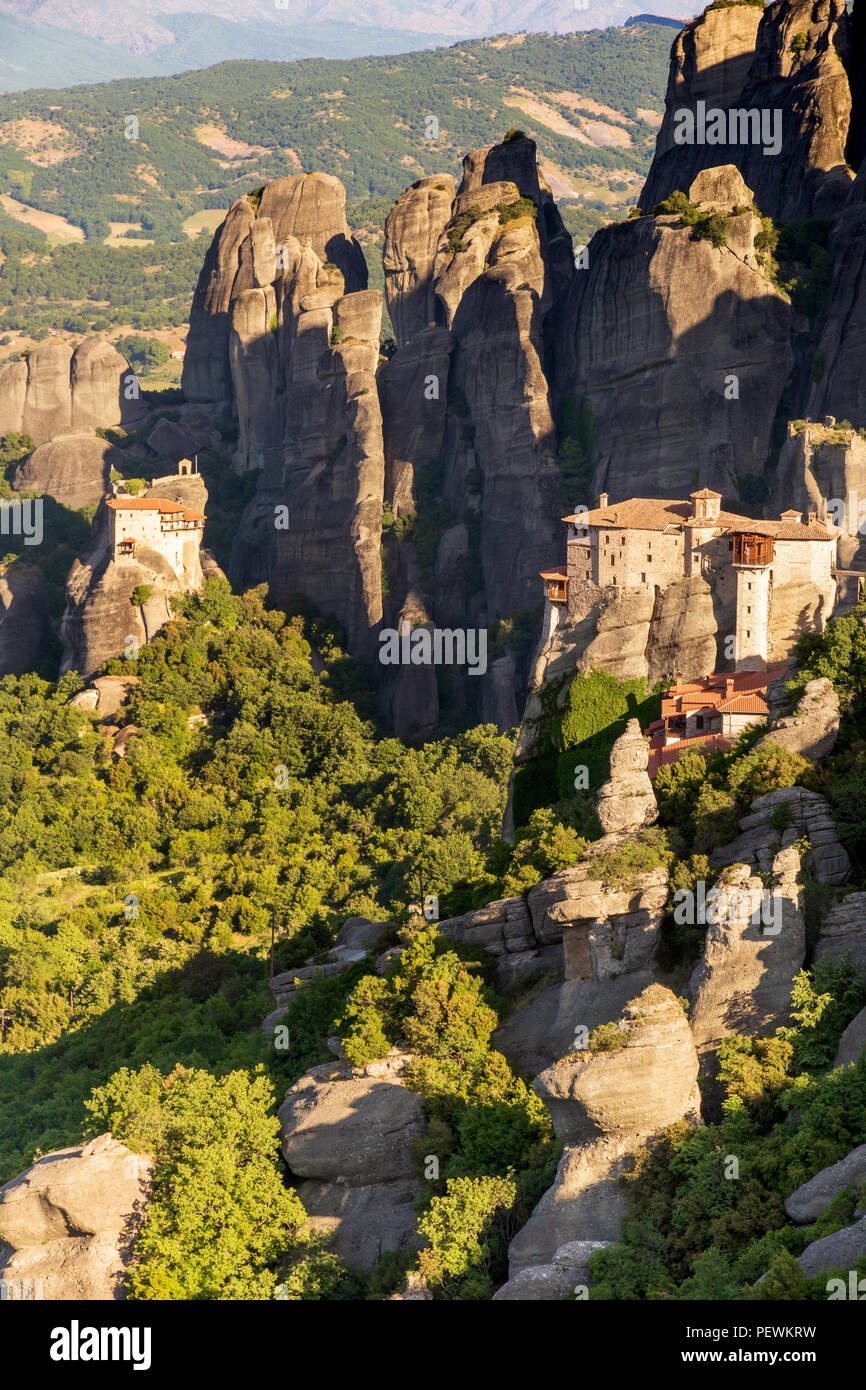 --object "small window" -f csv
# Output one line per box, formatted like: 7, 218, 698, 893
746, 629, 751, 639
641, 572, 647, 583
748, 582, 753, 591
747, 605, 751, 614
696, 716, 704, 730
647, 554, 652, 562
620, 536, 626, 546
